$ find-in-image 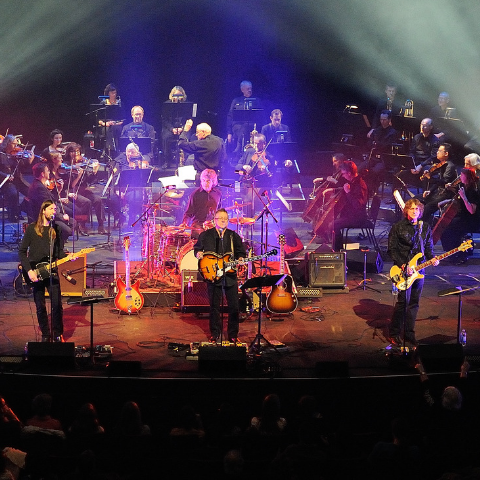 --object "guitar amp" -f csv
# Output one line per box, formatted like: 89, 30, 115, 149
47, 256, 86, 297
307, 252, 347, 288
181, 270, 227, 312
